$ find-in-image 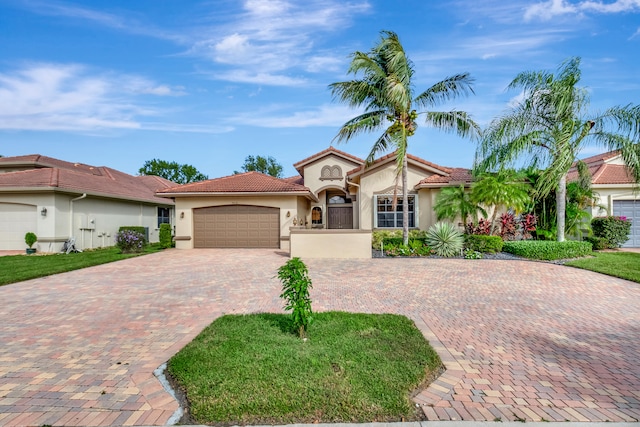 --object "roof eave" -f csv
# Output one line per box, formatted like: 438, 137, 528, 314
348, 158, 449, 179
158, 191, 319, 202
0, 186, 174, 205
414, 181, 471, 190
